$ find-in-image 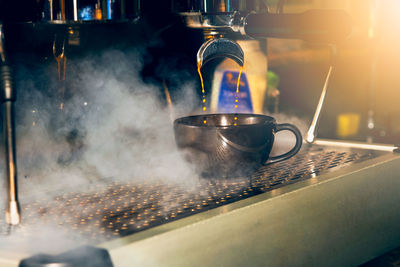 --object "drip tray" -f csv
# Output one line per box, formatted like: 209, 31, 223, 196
0, 145, 381, 244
